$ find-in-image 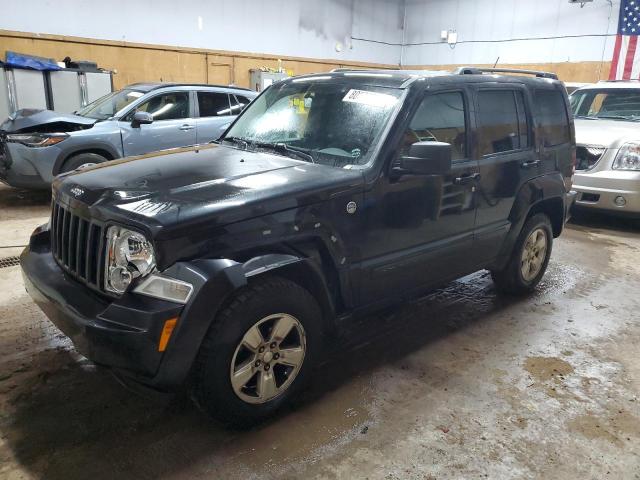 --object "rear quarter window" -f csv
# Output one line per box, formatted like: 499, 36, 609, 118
534, 89, 570, 147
